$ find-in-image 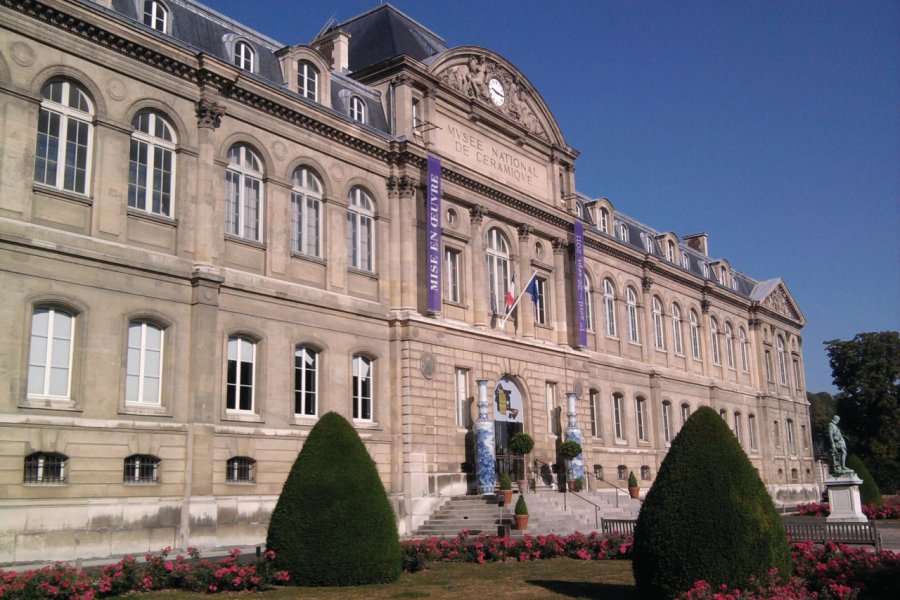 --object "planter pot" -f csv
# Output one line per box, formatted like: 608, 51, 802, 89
567, 480, 576, 492
517, 479, 528, 494
629, 486, 640, 499
500, 489, 513, 505
514, 514, 529, 530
